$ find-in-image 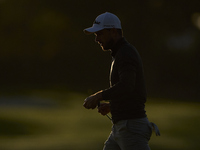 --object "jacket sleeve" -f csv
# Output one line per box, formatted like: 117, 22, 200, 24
102, 50, 138, 100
